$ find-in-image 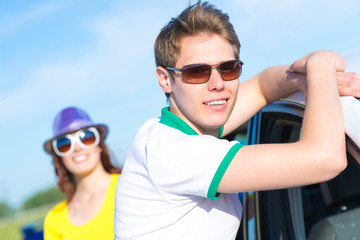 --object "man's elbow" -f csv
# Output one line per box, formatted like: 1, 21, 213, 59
319, 149, 347, 180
